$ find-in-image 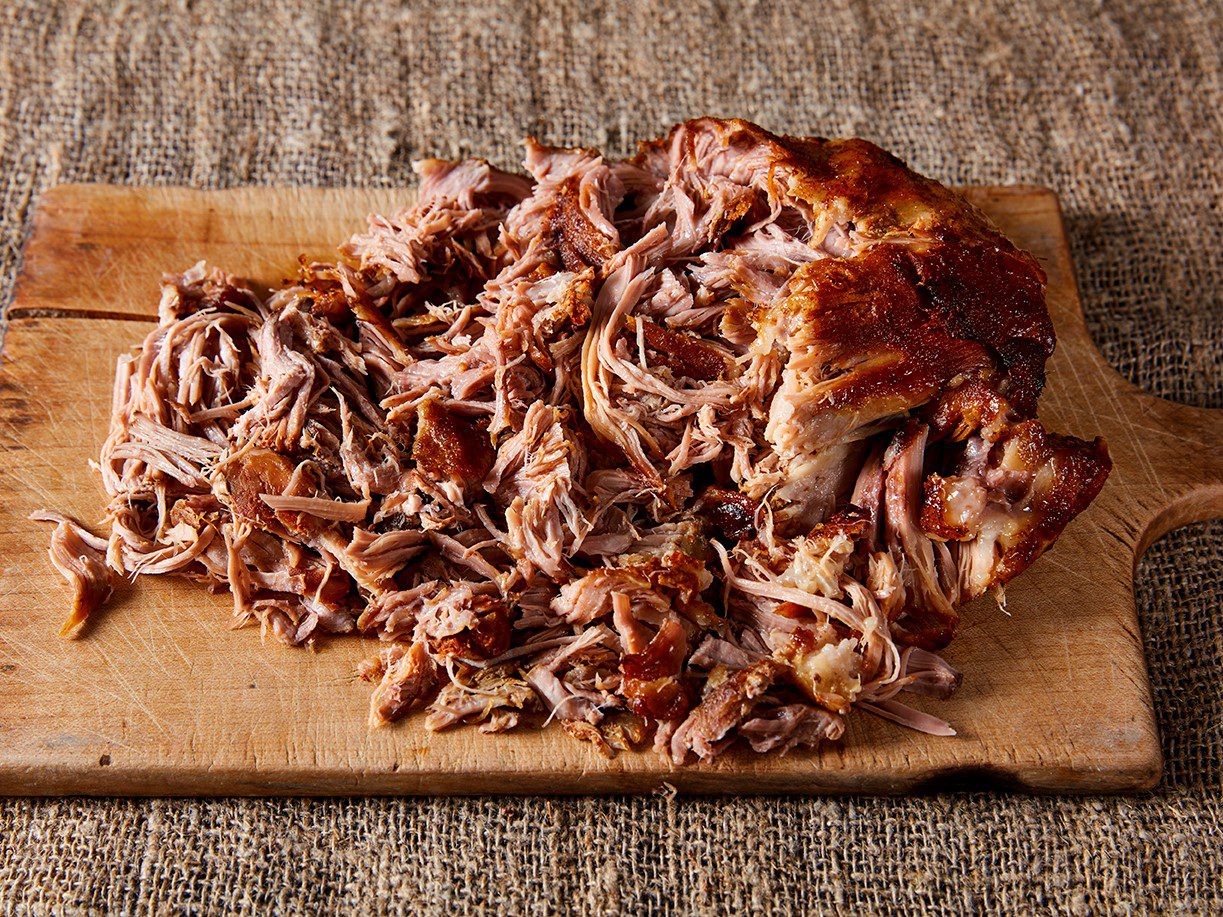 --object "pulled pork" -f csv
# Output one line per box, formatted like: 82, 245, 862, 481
43, 118, 1110, 764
